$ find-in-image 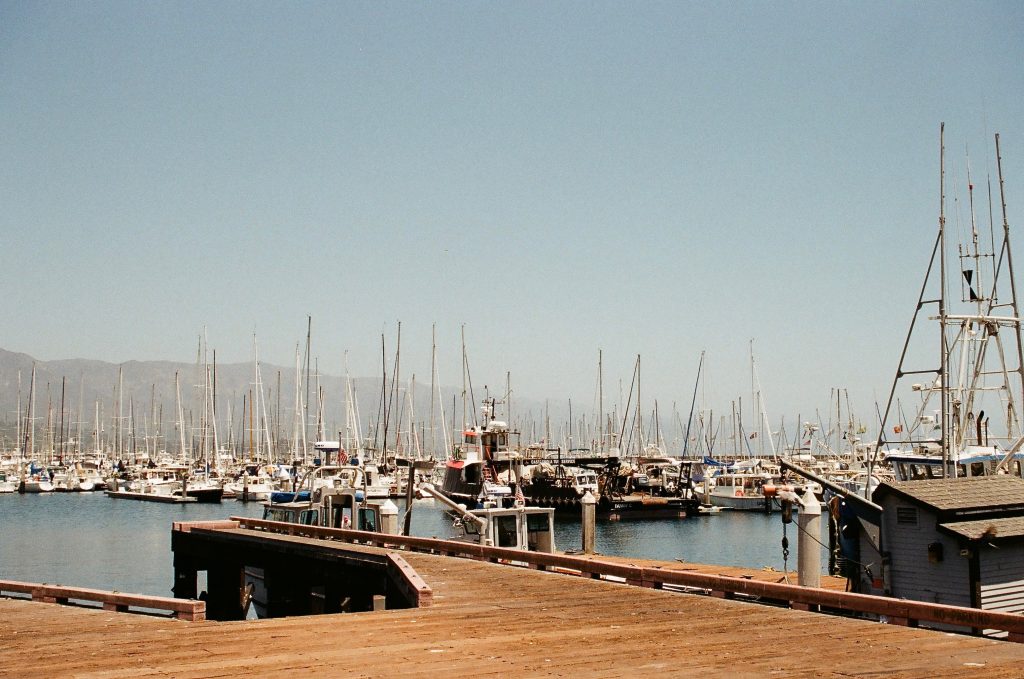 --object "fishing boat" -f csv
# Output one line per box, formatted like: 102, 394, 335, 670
595, 457, 704, 520
872, 127, 1024, 486
441, 399, 520, 508
705, 459, 777, 511
520, 460, 599, 509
